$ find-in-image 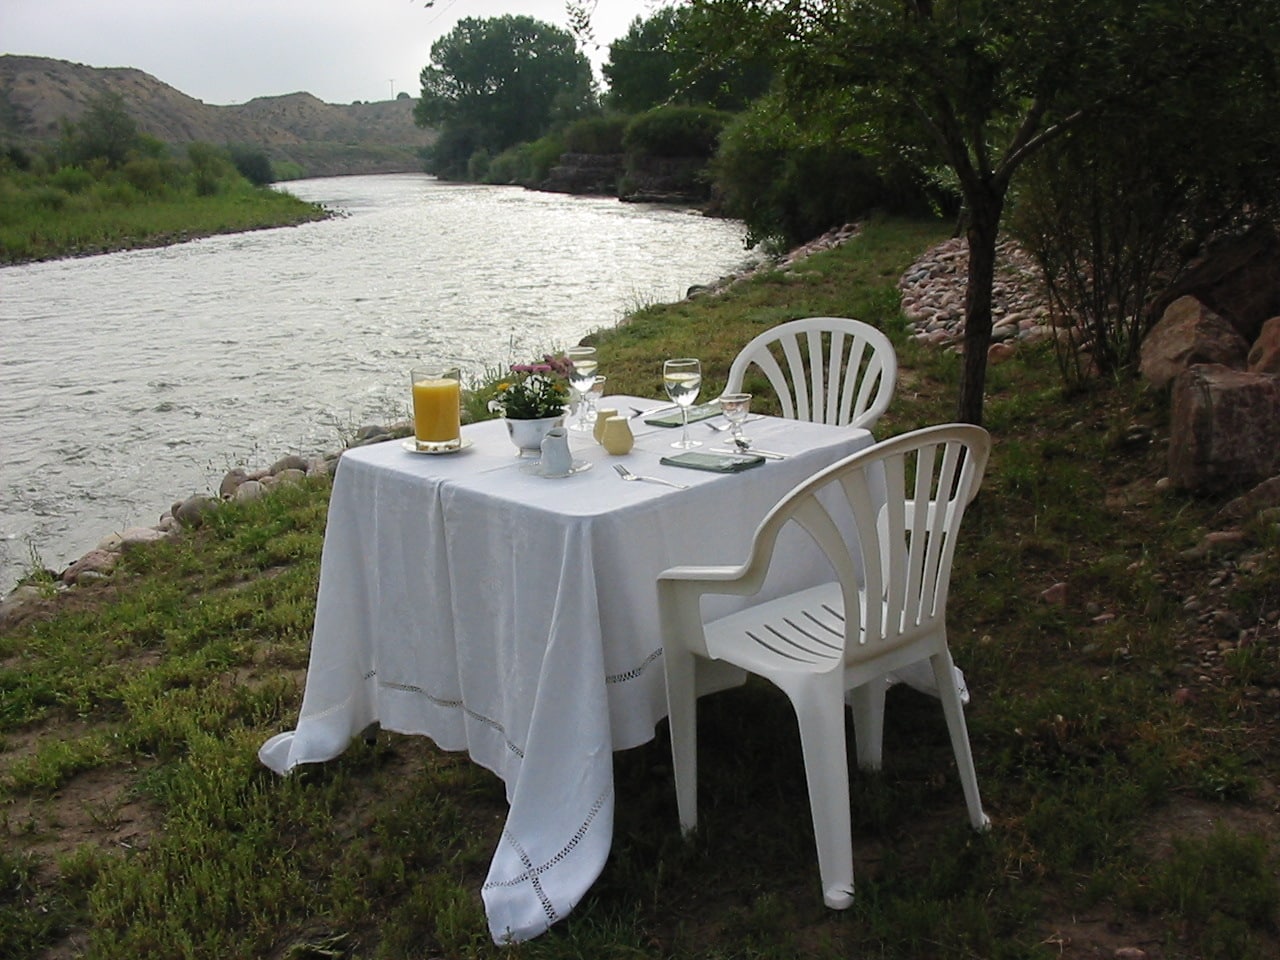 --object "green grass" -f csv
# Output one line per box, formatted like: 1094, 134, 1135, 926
0, 174, 326, 264
2, 216, 1278, 958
